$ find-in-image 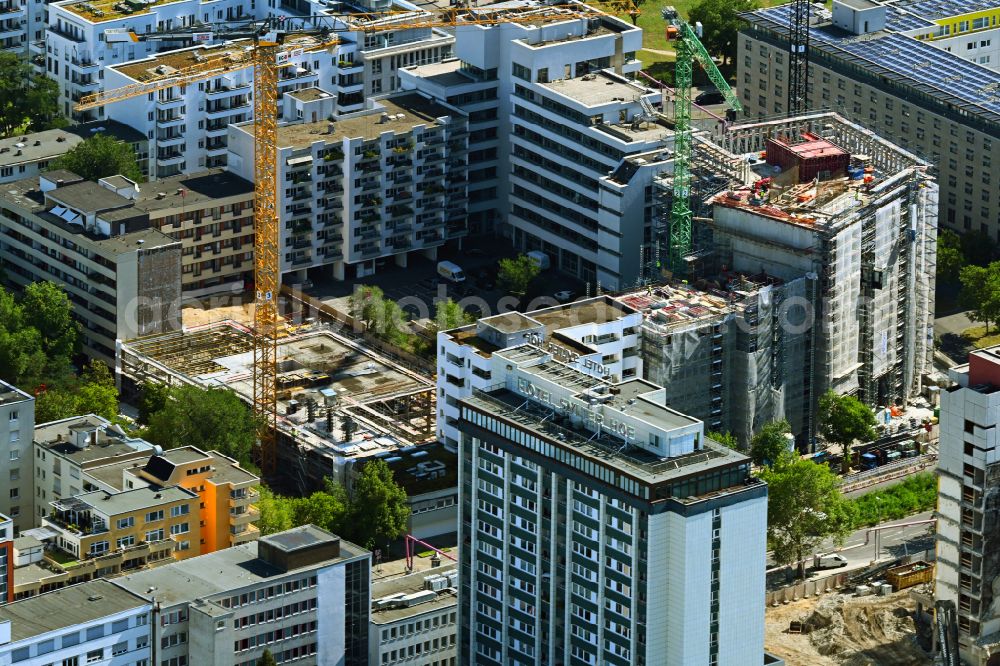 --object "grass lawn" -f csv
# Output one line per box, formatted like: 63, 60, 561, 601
962, 325, 1000, 349
46, 549, 79, 567
613, 0, 790, 72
